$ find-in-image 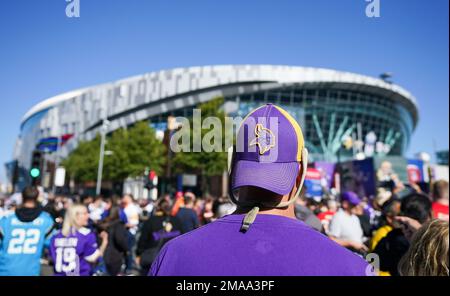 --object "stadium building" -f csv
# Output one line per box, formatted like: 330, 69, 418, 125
8, 65, 418, 192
